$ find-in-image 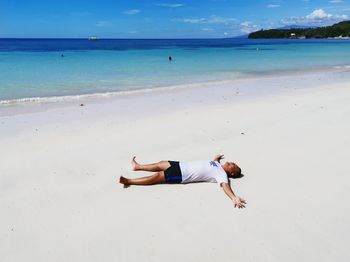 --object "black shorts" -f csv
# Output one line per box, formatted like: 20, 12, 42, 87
164, 161, 183, 184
